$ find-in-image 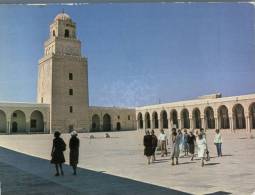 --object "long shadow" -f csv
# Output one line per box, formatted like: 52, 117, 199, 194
0, 146, 191, 195
178, 161, 196, 165
204, 163, 220, 166
204, 191, 232, 195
